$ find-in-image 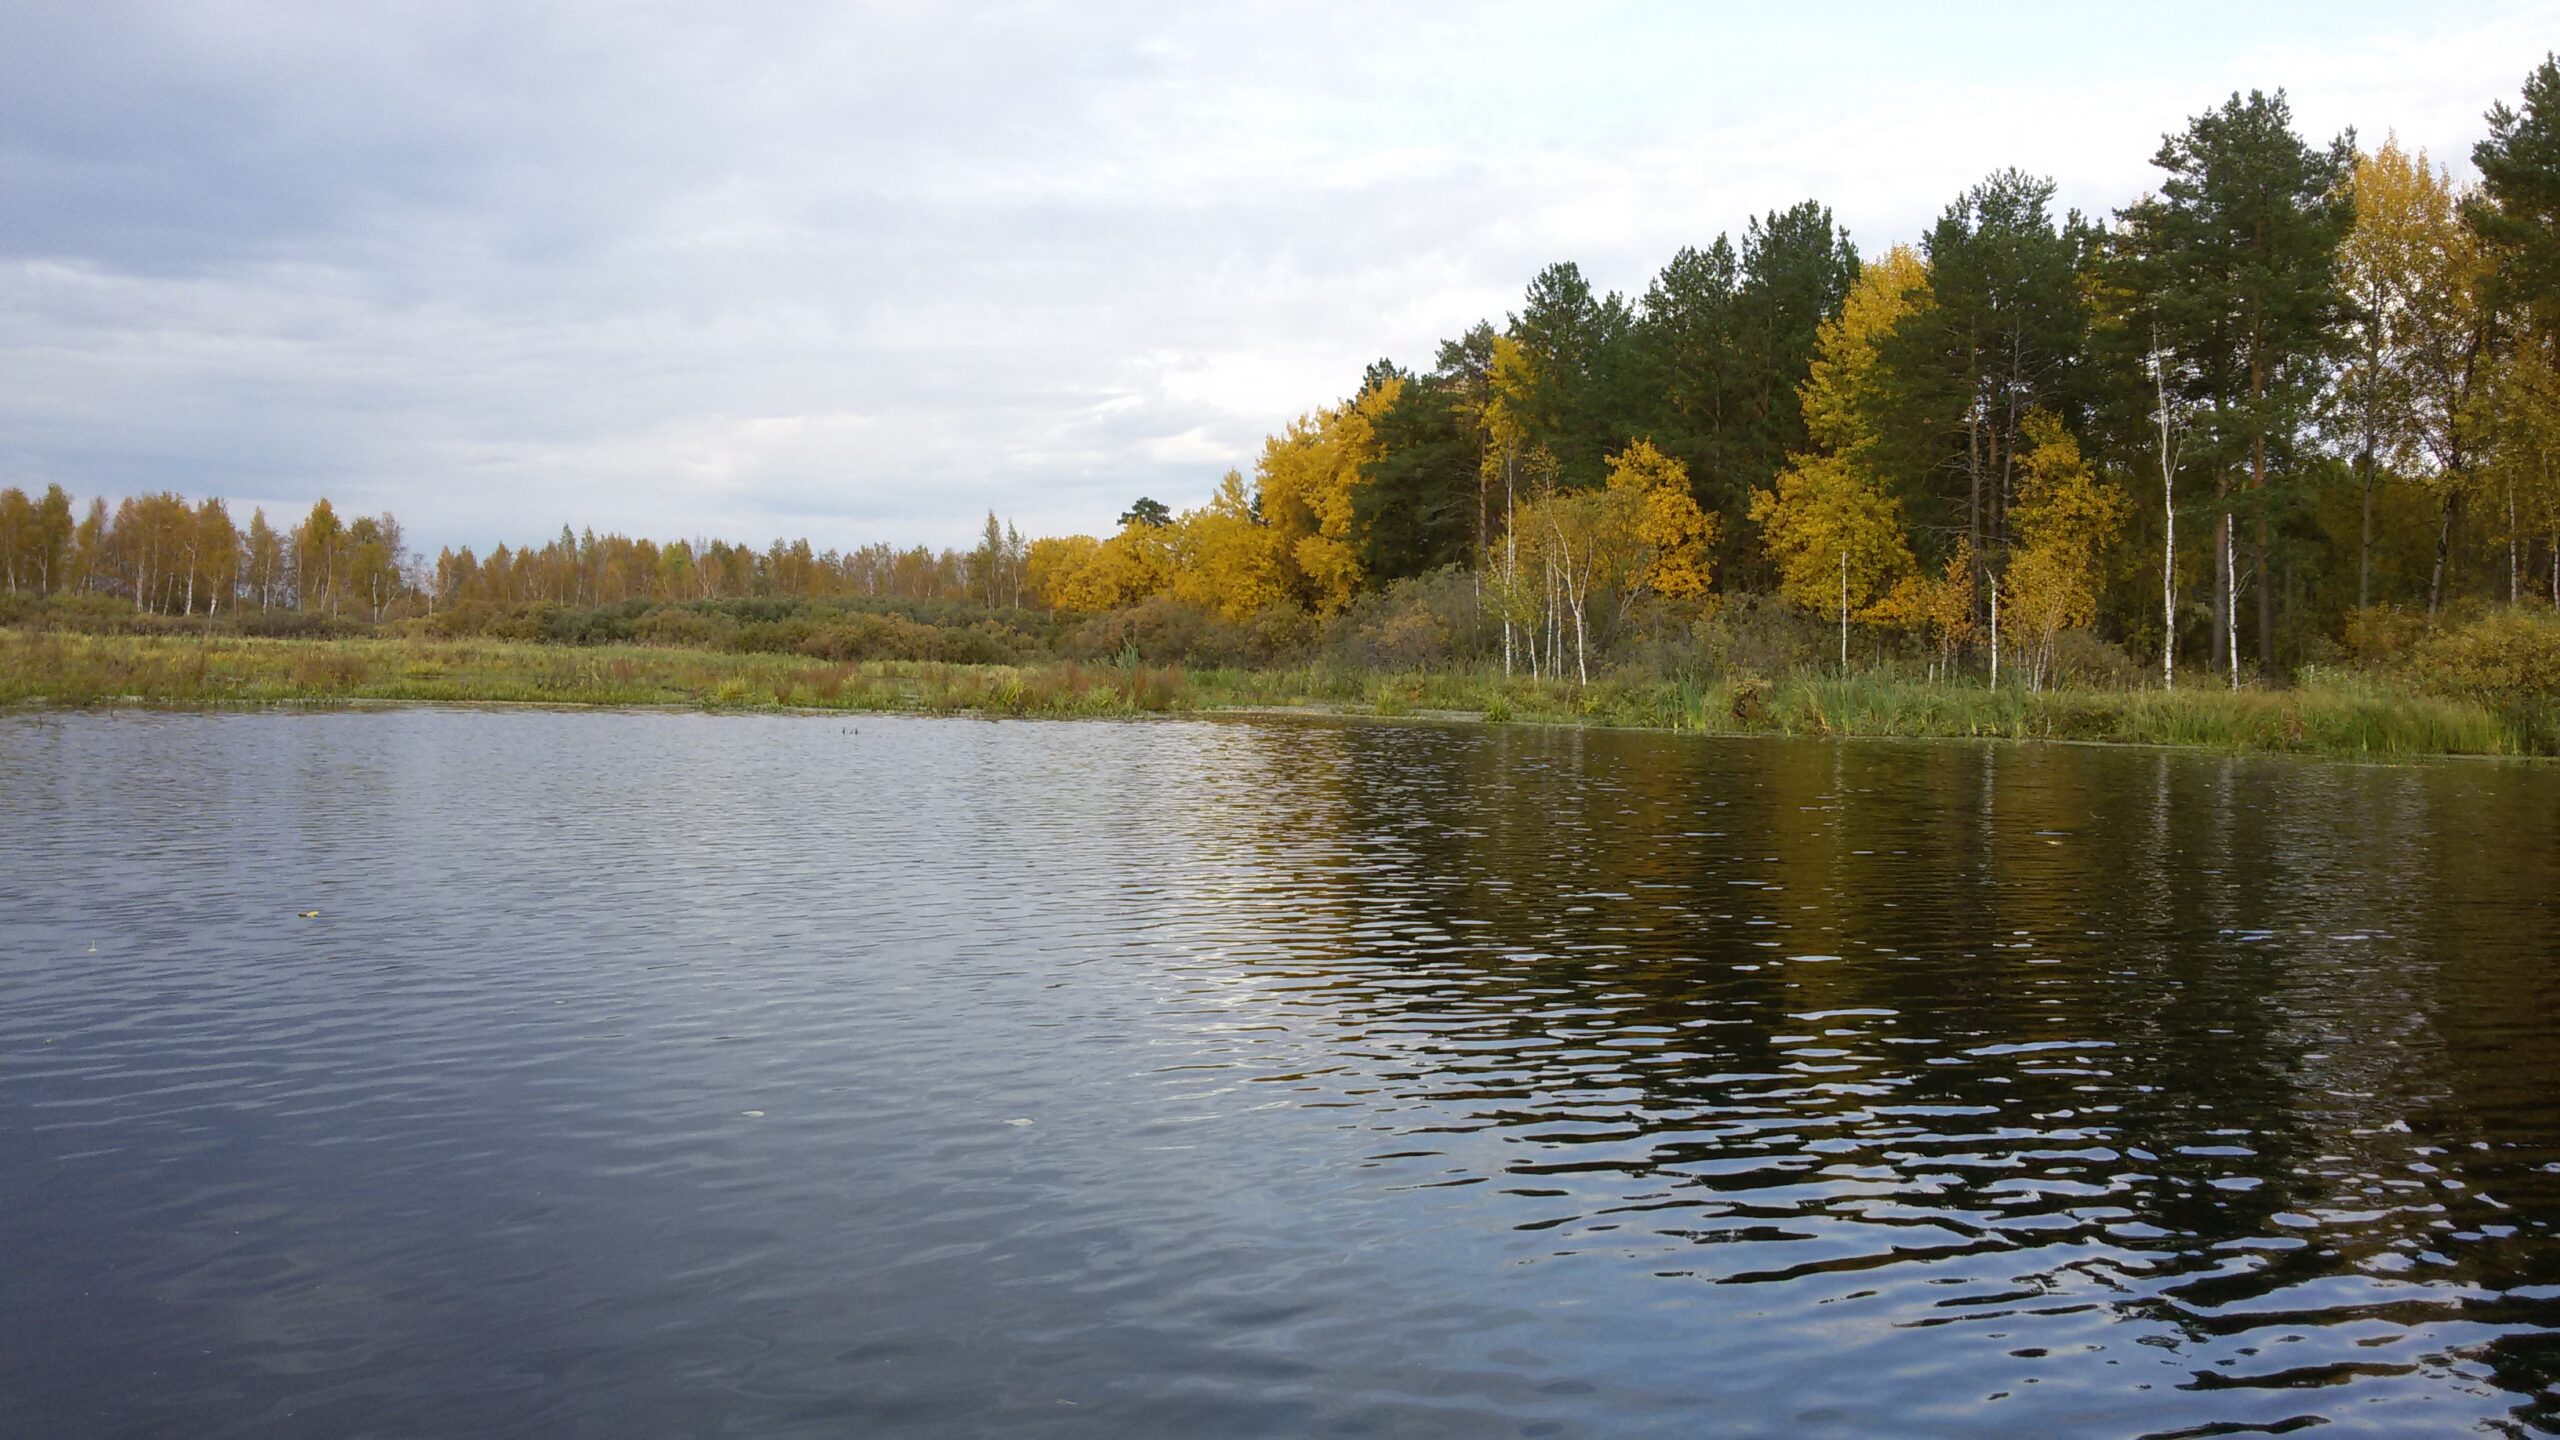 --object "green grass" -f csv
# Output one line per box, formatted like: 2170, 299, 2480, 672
2, 630, 2547, 758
